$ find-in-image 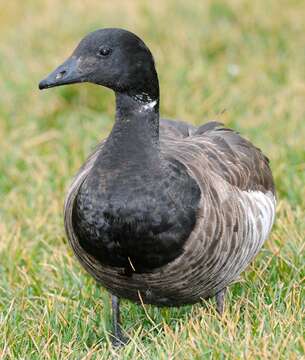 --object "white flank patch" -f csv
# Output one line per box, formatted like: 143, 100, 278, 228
241, 190, 276, 249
